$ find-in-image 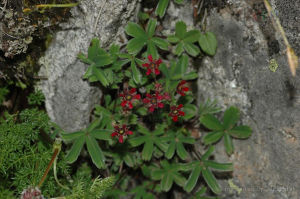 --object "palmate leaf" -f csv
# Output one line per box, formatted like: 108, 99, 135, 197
129, 124, 168, 161
184, 165, 202, 192
78, 38, 112, 67
105, 144, 138, 168
227, 125, 252, 139
200, 114, 223, 131
200, 106, 252, 155
131, 181, 156, 199
125, 19, 169, 59
63, 119, 109, 169
86, 135, 105, 169
223, 106, 240, 130
168, 21, 201, 56
202, 131, 224, 145
150, 160, 187, 192
65, 135, 85, 163
184, 146, 233, 194
164, 132, 195, 160
202, 168, 221, 194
